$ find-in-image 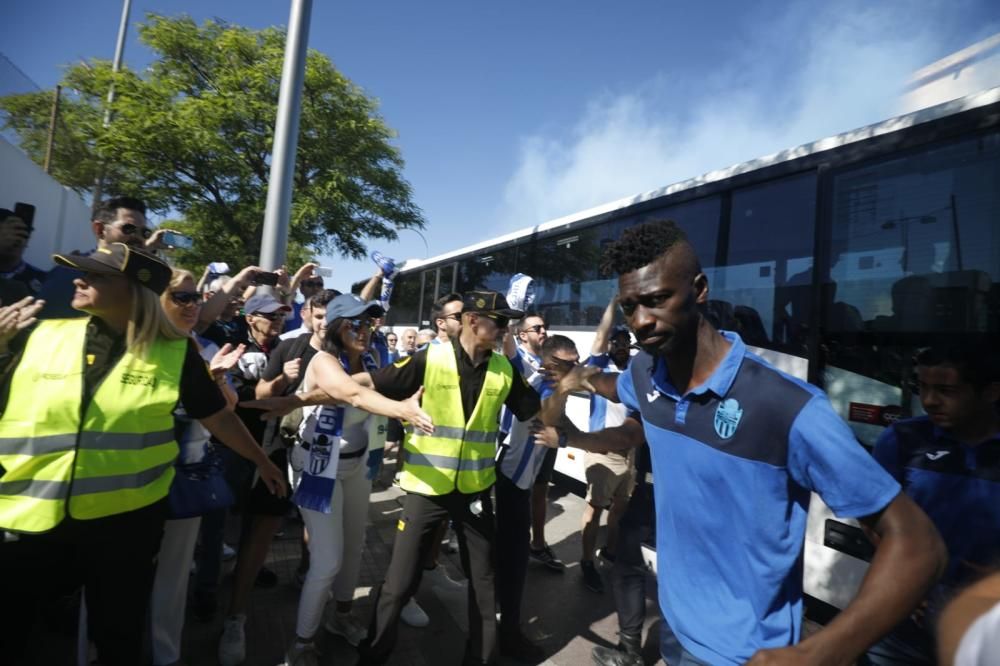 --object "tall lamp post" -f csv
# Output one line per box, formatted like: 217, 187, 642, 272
258, 0, 313, 272
91, 0, 133, 208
